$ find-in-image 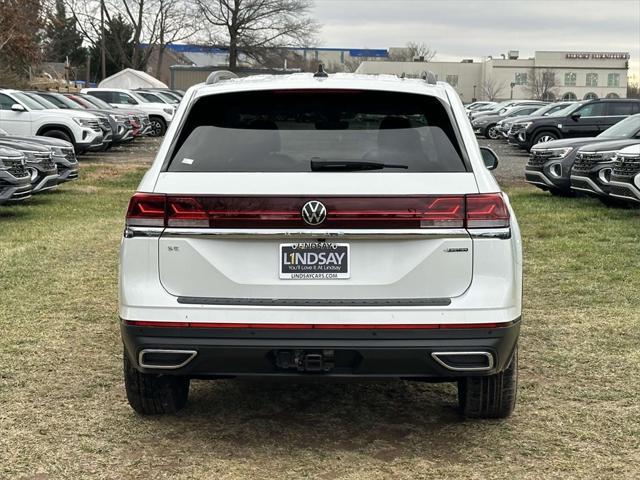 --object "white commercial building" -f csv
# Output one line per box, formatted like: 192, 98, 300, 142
356, 51, 629, 101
